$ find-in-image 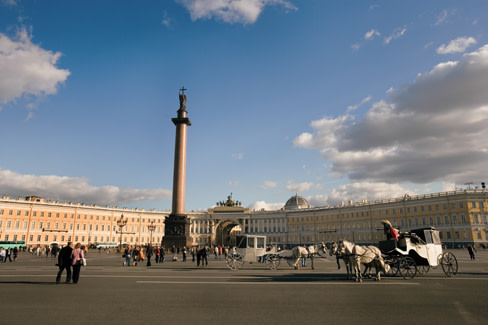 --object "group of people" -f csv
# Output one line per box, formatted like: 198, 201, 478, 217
55, 242, 85, 284
0, 247, 19, 262
122, 244, 170, 267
